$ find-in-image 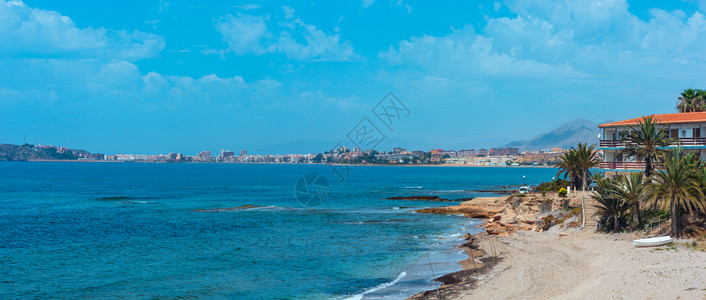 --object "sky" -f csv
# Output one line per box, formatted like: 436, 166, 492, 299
2, 0, 706, 155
